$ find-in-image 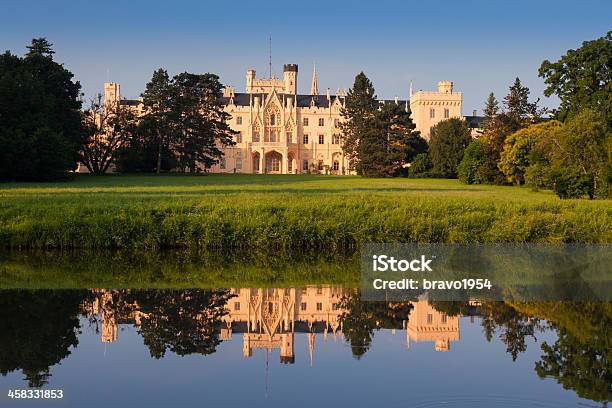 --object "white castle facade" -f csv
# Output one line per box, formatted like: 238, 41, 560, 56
102, 64, 480, 174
